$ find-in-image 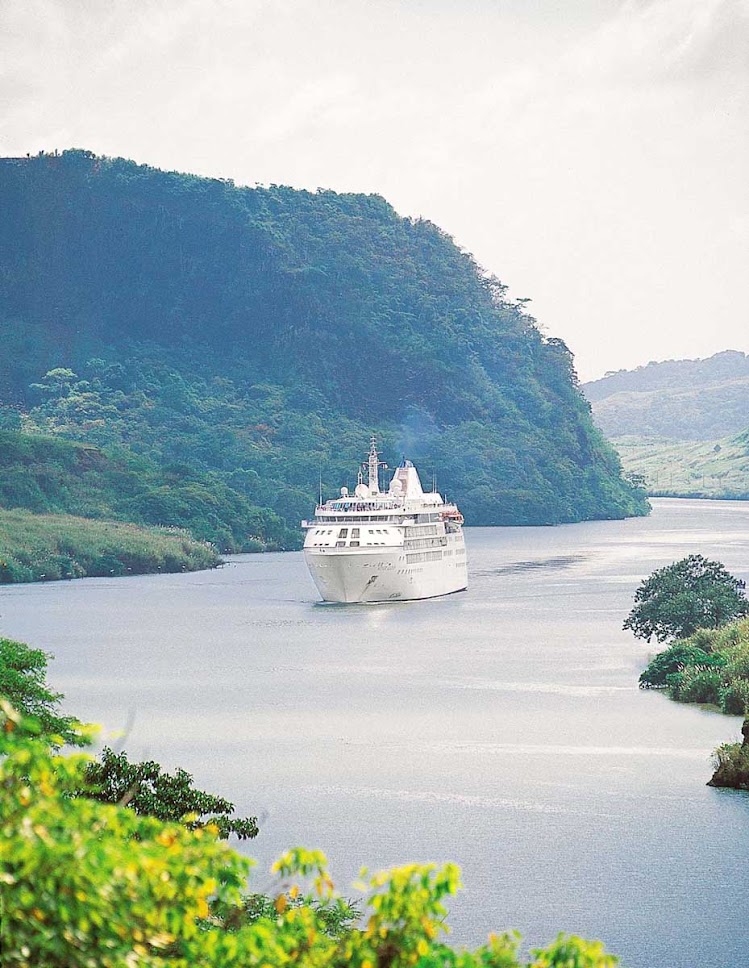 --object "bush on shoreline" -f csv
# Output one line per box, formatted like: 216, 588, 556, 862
709, 741, 749, 791
639, 617, 749, 716
0, 508, 220, 583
